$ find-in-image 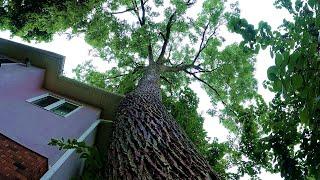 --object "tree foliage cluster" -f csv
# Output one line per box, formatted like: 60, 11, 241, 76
227, 0, 320, 179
